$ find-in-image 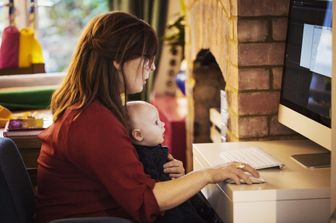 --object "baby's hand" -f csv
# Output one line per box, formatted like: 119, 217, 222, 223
163, 154, 185, 179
